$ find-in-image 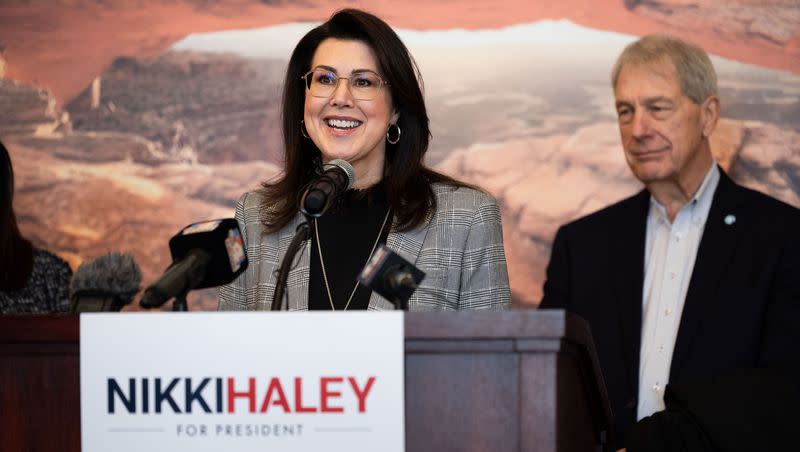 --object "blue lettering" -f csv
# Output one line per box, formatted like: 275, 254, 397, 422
108, 378, 135, 414
155, 378, 182, 413
185, 378, 212, 413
